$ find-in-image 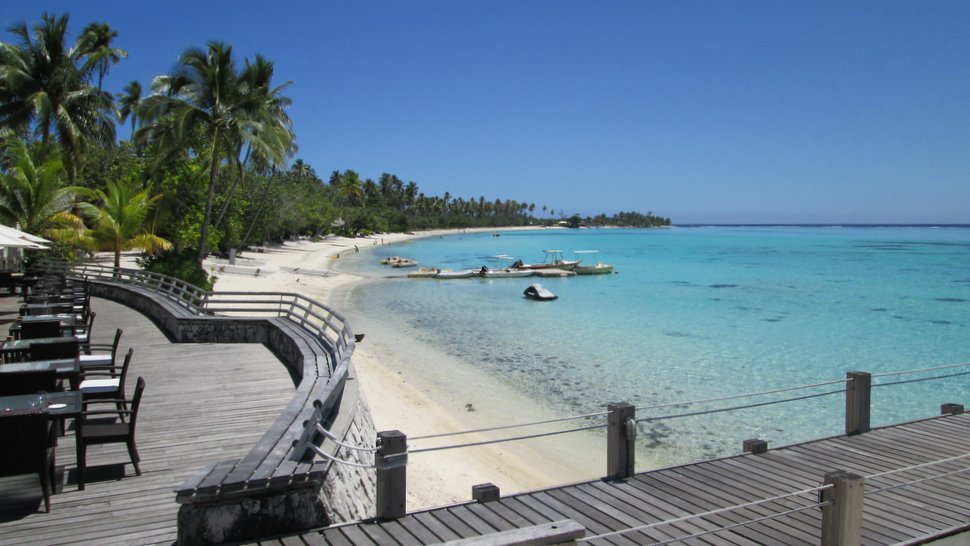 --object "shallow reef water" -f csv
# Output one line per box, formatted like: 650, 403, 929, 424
344, 226, 970, 465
